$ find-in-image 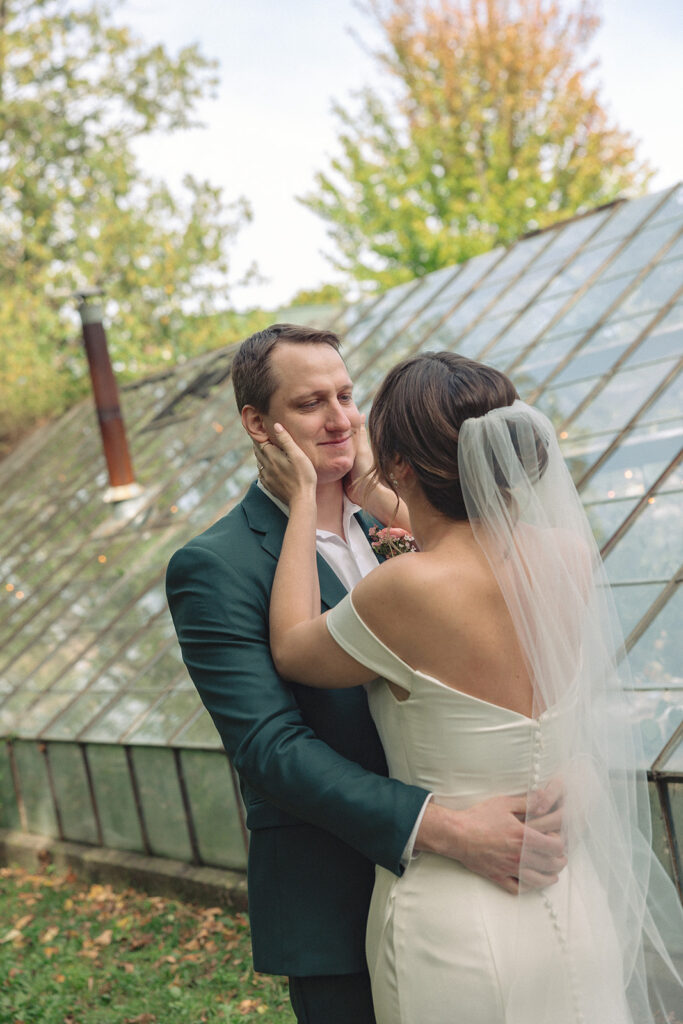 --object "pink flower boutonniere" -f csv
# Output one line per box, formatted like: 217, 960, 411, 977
368, 526, 418, 558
